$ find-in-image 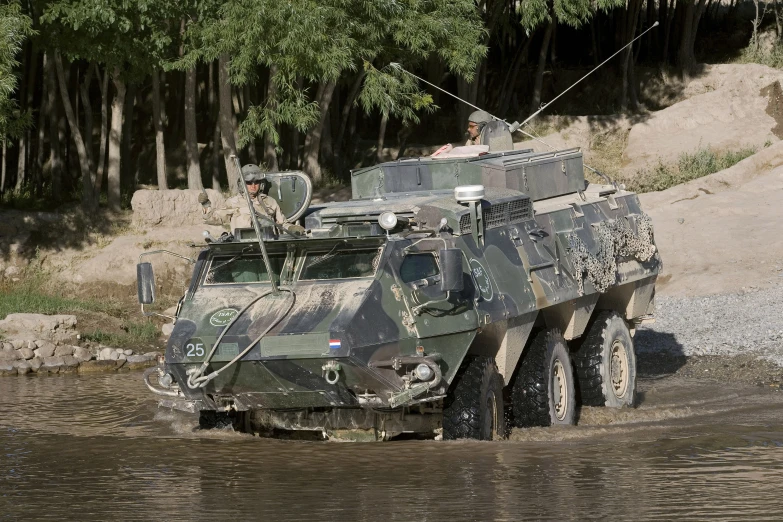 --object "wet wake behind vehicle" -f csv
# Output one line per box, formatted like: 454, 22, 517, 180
139, 147, 660, 441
